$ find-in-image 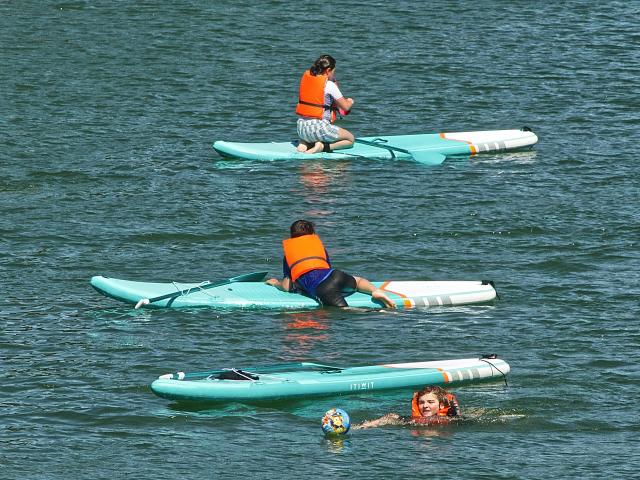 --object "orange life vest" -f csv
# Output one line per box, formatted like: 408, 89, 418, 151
411, 391, 460, 417
282, 234, 330, 282
296, 70, 337, 123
